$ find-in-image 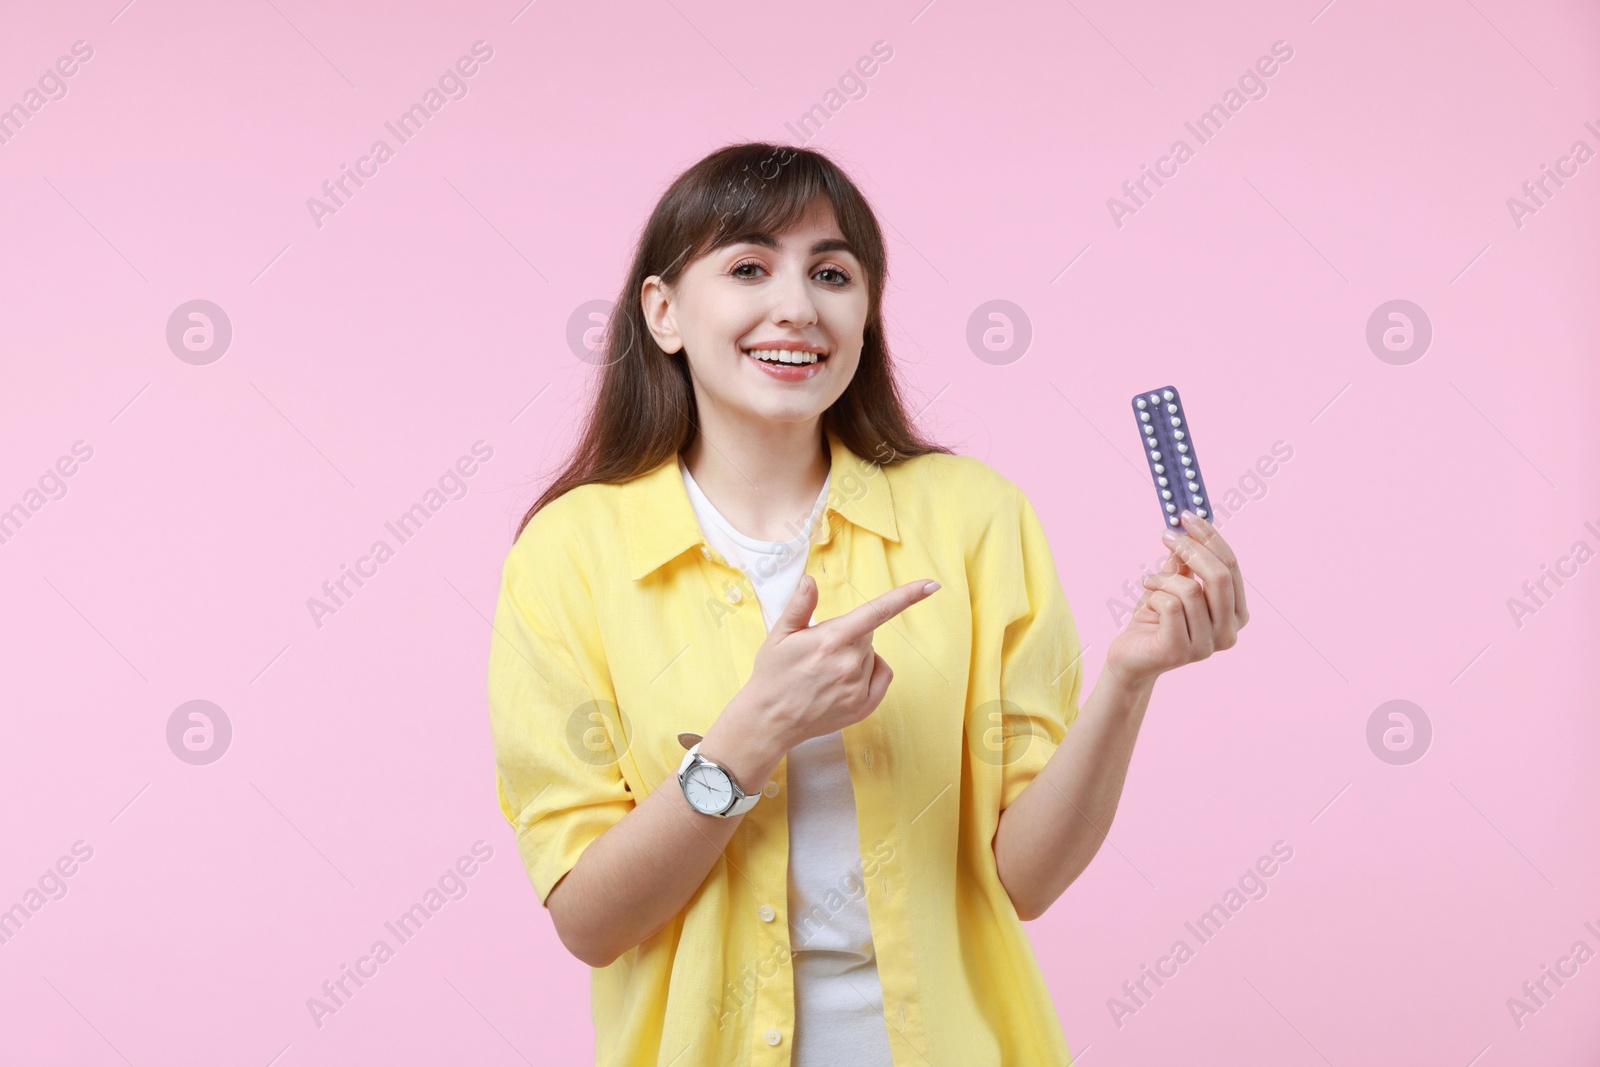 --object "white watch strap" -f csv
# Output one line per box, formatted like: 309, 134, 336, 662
676, 742, 699, 777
